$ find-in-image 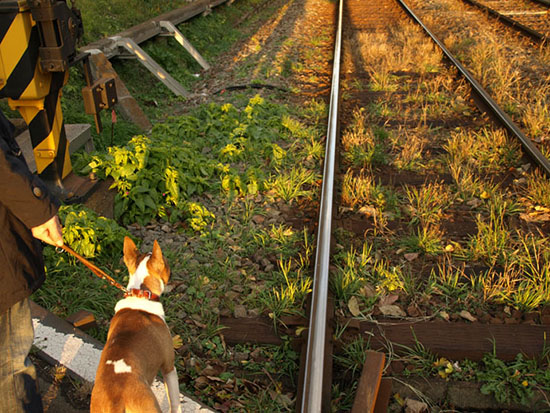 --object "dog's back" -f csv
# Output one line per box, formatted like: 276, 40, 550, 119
90, 307, 175, 412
